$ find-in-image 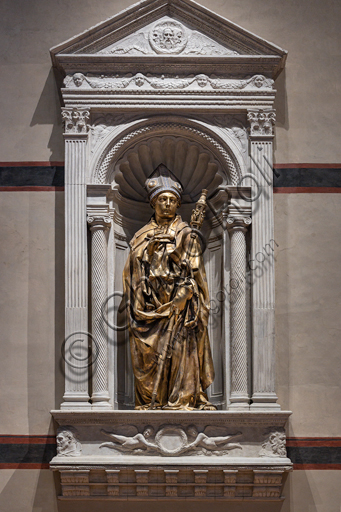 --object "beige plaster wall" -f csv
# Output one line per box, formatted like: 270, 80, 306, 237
0, 0, 340, 163
274, 193, 341, 437
0, 192, 64, 434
